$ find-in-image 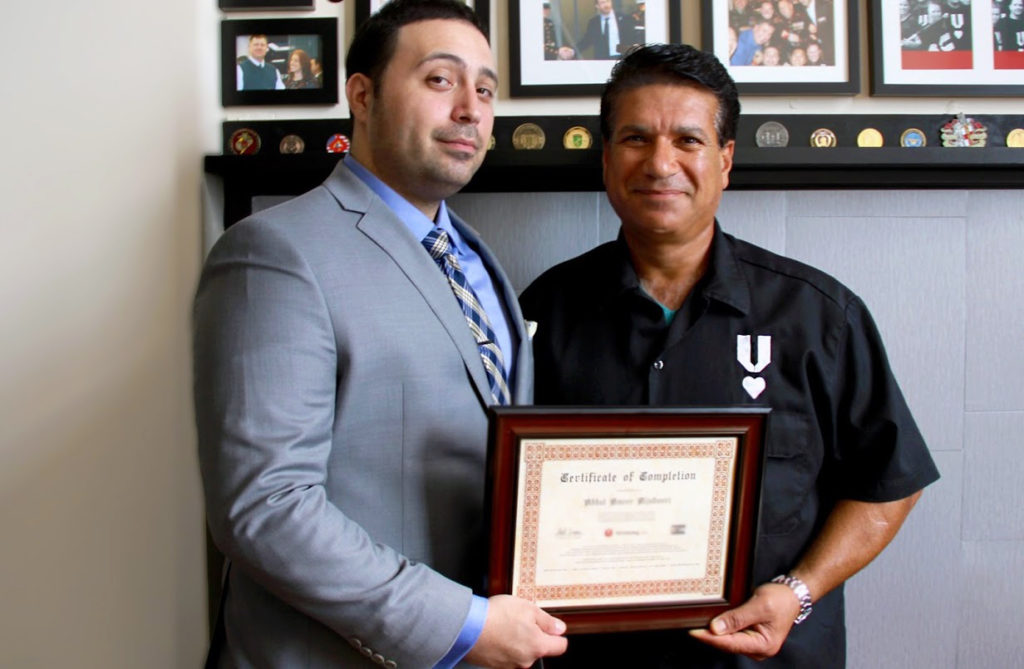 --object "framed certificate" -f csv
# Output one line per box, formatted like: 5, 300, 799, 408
486, 407, 768, 634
